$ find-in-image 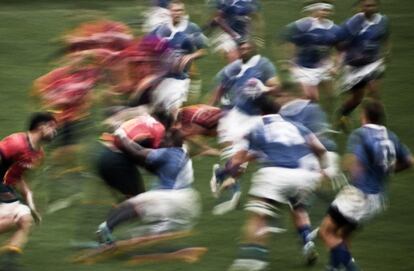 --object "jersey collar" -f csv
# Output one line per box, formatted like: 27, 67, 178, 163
308, 17, 334, 31
363, 123, 385, 130
236, 54, 261, 78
